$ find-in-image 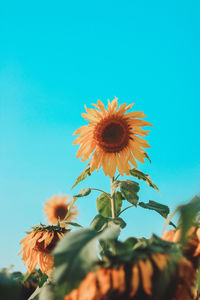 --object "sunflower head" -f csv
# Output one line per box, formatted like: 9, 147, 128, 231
44, 194, 78, 227
73, 97, 152, 177
64, 253, 174, 300
162, 227, 200, 268
19, 224, 68, 275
